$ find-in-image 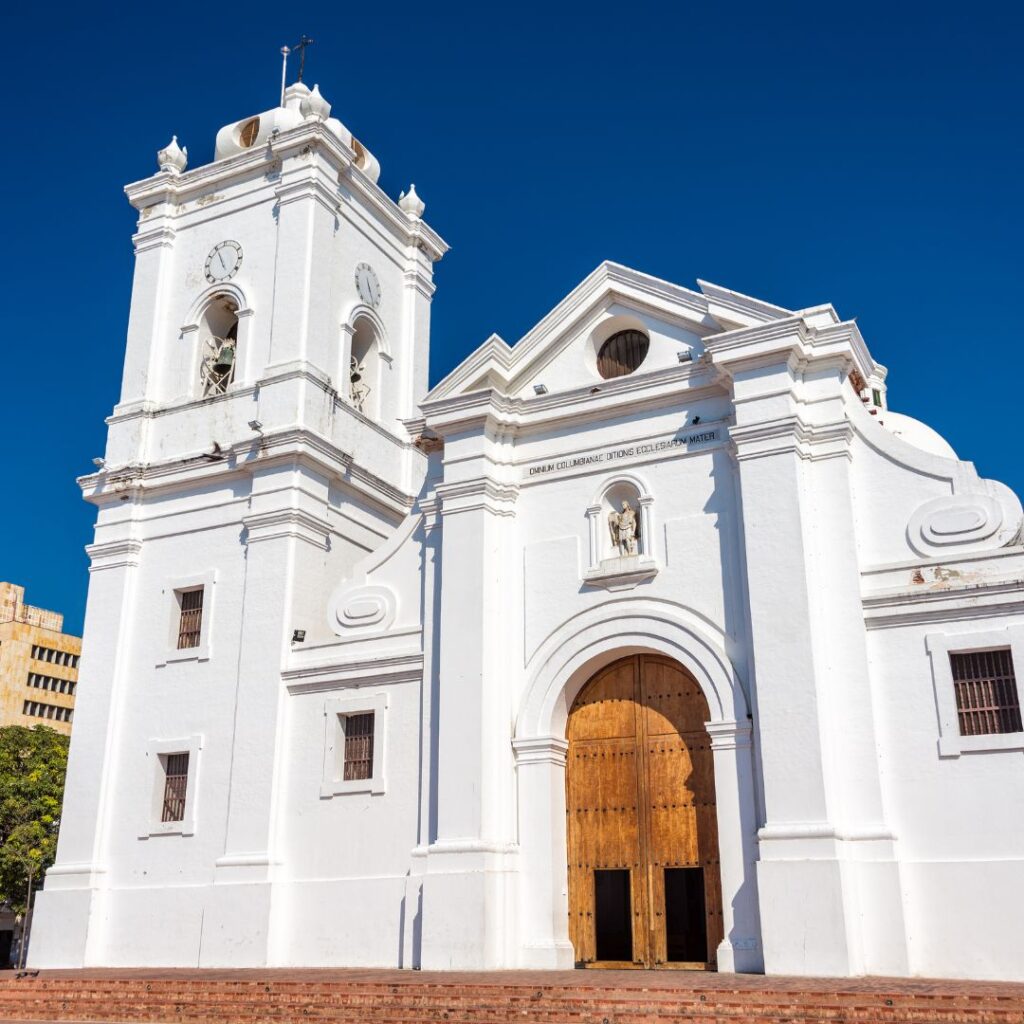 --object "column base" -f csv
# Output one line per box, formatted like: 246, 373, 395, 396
519, 941, 576, 969
419, 841, 519, 970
